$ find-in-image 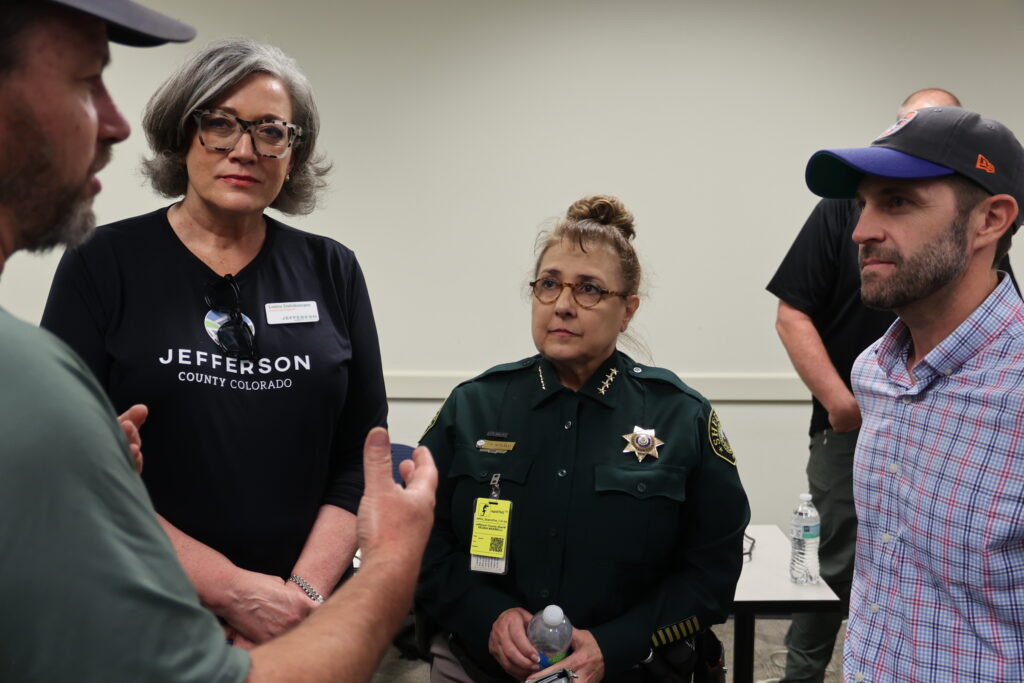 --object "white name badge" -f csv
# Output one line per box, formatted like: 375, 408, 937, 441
265, 301, 319, 325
